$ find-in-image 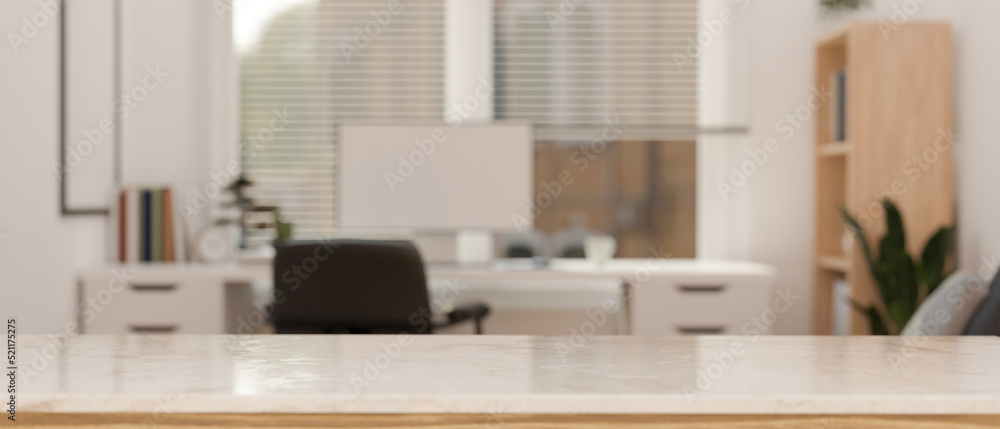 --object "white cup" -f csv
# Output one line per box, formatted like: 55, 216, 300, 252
584, 235, 617, 264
